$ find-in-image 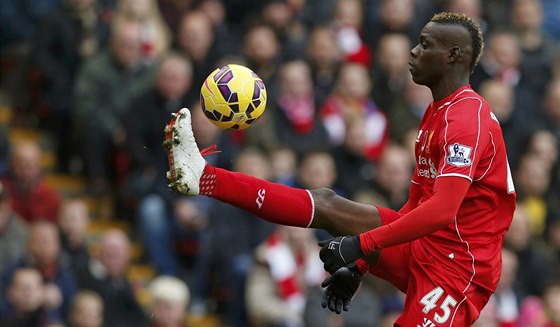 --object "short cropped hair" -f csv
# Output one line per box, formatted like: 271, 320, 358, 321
149, 276, 190, 306
431, 12, 484, 72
